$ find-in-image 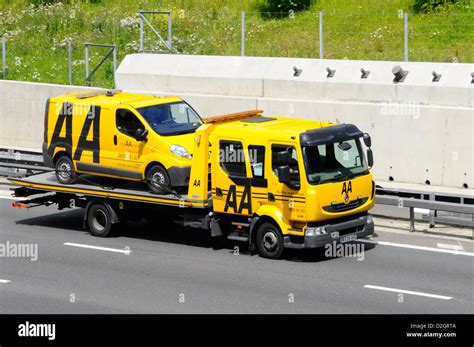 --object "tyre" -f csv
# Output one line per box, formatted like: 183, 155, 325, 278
146, 165, 171, 194
87, 203, 113, 237
255, 222, 284, 259
55, 155, 77, 184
